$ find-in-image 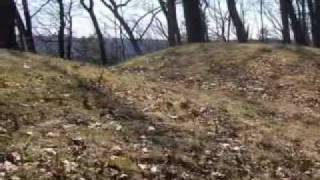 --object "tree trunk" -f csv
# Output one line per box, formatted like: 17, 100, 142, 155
226, 0, 248, 42
0, 0, 17, 49
301, 0, 309, 43
81, 0, 108, 65
66, 15, 73, 60
118, 14, 142, 55
308, 0, 315, 44
167, 0, 181, 46
280, 0, 291, 43
308, 0, 320, 47
57, 0, 65, 58
89, 12, 108, 65
260, 0, 264, 41
201, 5, 209, 42
66, 0, 73, 60
182, 0, 206, 42
101, 0, 142, 55
22, 0, 36, 52
14, 7, 27, 50
286, 0, 308, 45
314, 1, 320, 47
227, 16, 231, 42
